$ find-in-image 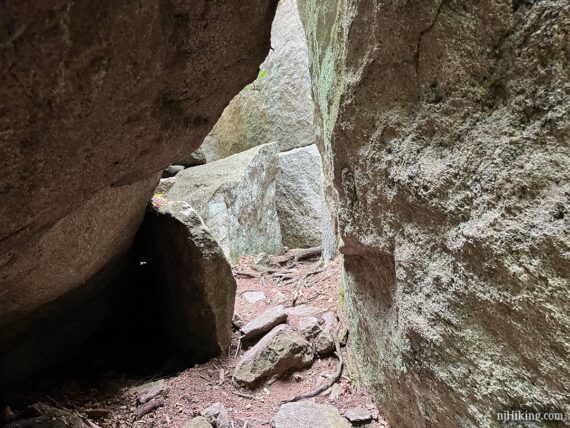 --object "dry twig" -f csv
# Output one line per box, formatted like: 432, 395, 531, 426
135, 398, 165, 420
